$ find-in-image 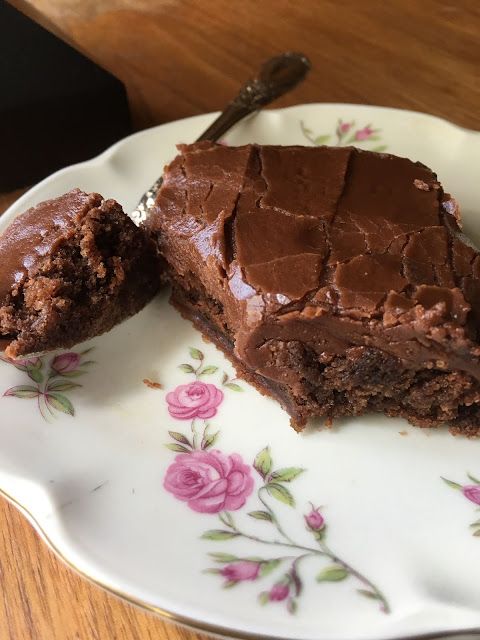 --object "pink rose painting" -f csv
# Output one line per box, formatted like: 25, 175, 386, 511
164, 450, 254, 513
162, 348, 389, 615
166, 381, 223, 420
